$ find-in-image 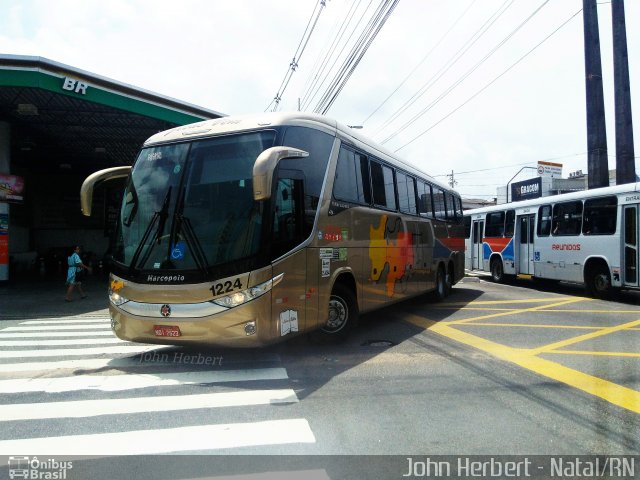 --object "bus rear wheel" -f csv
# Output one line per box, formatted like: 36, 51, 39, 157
320, 284, 358, 338
586, 264, 612, 299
